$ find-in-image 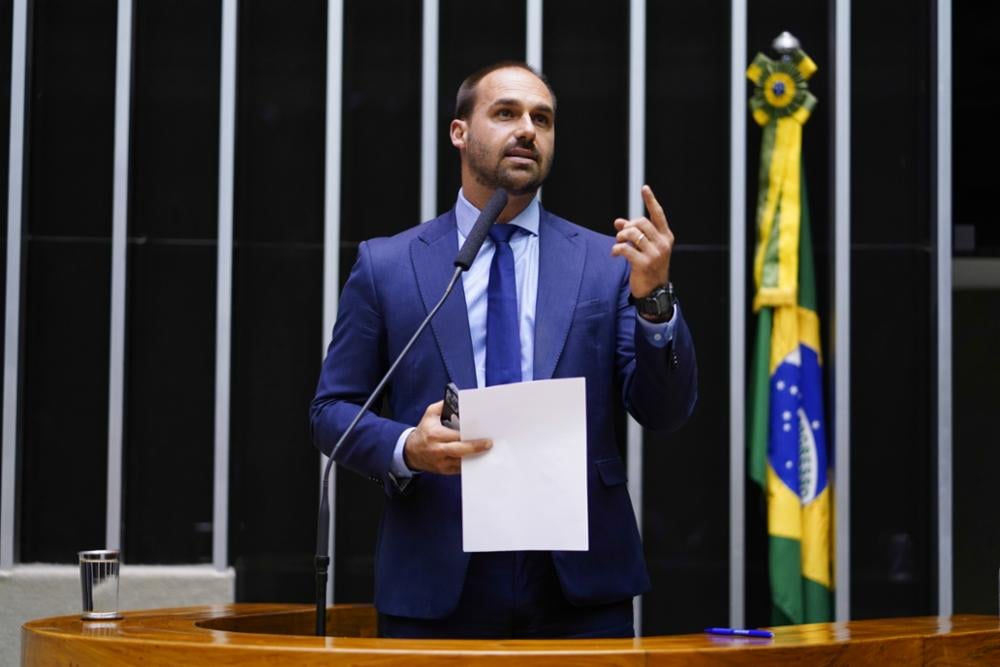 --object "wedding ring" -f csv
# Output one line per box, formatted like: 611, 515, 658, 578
634, 233, 646, 249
